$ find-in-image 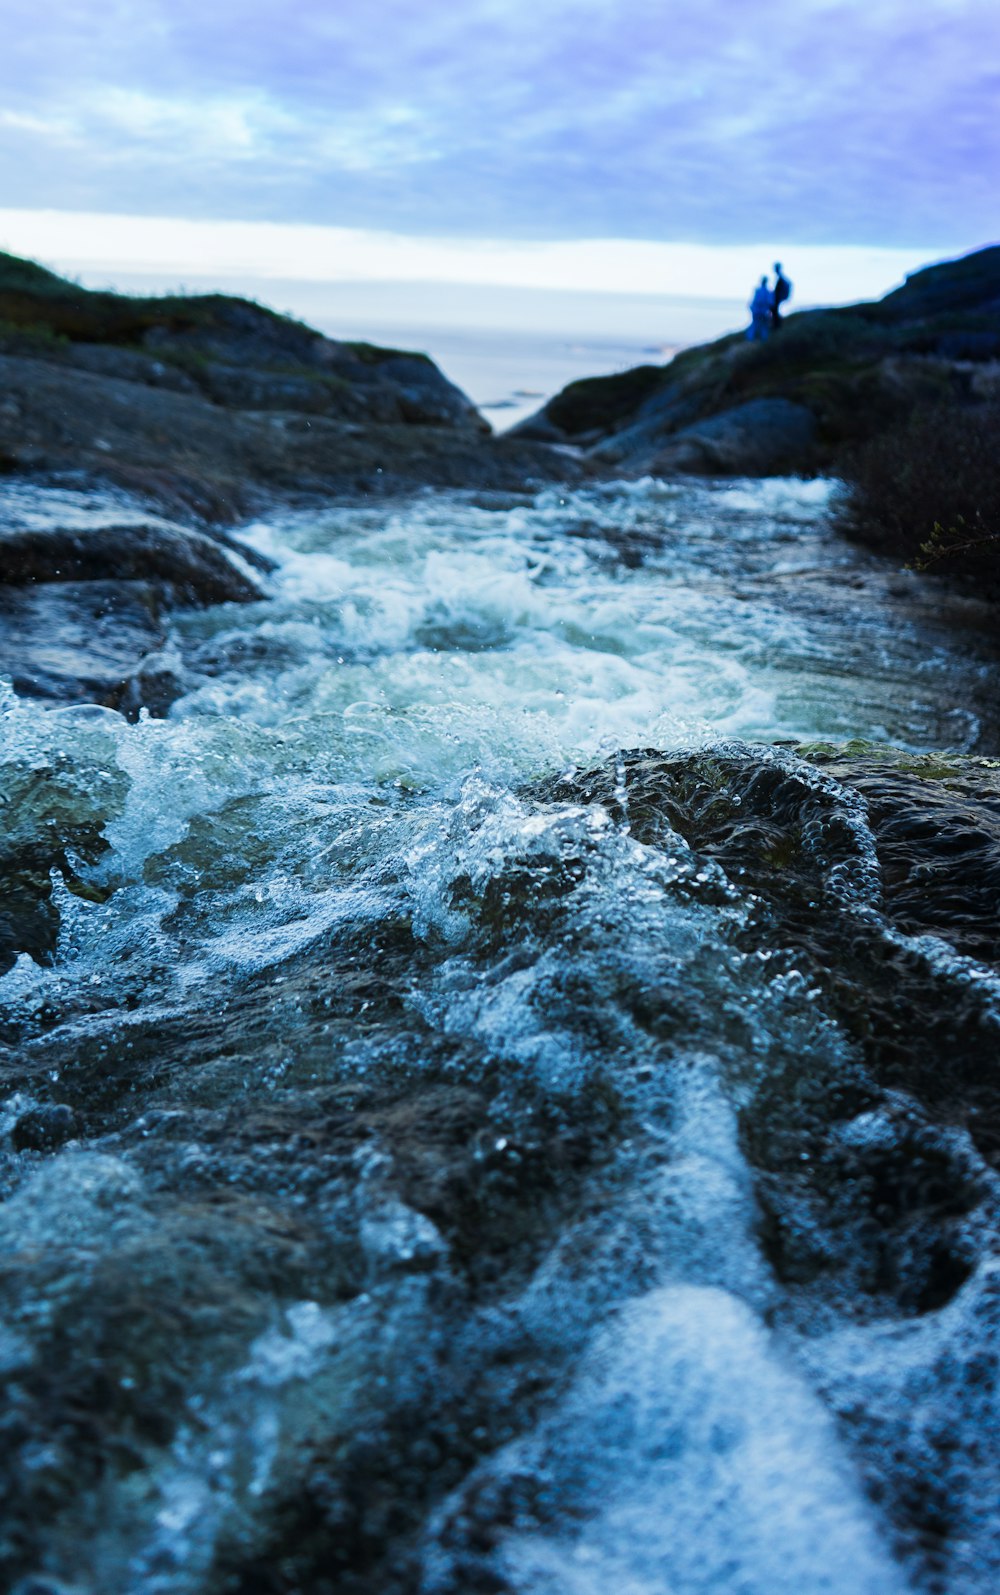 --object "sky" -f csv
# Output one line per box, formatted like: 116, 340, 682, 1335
0, 1, 996, 313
